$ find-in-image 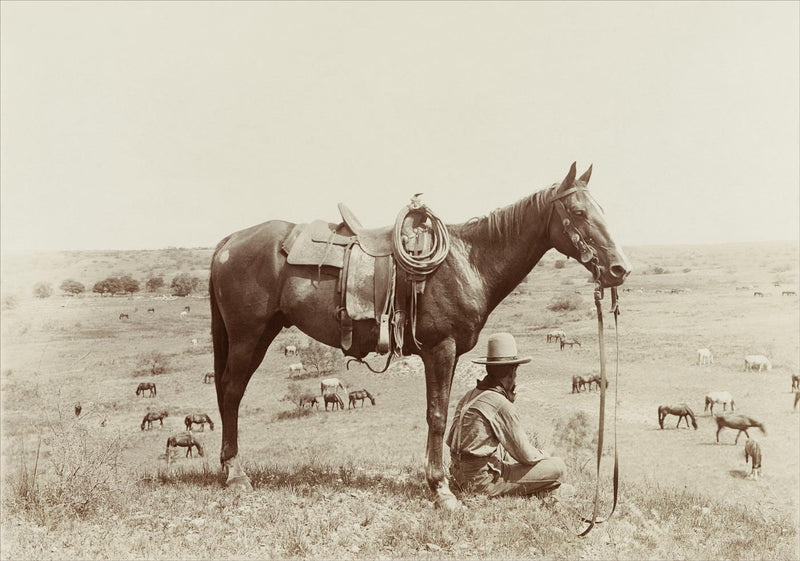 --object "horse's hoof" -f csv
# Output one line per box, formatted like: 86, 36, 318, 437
226, 476, 253, 492
434, 494, 463, 512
